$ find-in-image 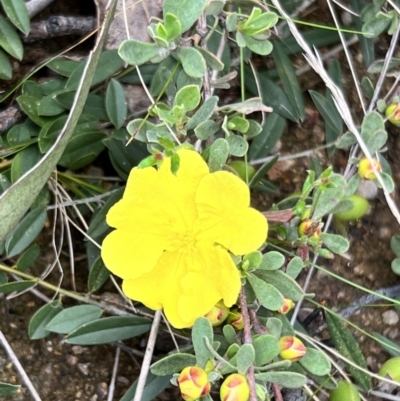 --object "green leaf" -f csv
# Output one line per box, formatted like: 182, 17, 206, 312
0, 272, 7, 285
286, 256, 303, 280
6, 208, 46, 258
243, 35, 273, 55
313, 187, 345, 221
66, 49, 125, 90
253, 334, 280, 366
245, 68, 298, 122
195, 46, 224, 71
0, 0, 29, 35
254, 372, 307, 388
163, 0, 207, 32
0, 0, 119, 244
38, 95, 66, 117
46, 305, 103, 334
194, 120, 220, 140
391, 235, 400, 257
362, 12, 391, 38
0, 382, 20, 396
372, 332, 400, 357
119, 373, 172, 401
28, 300, 63, 340
365, 129, 387, 154
10, 145, 41, 183
106, 79, 127, 129
17, 95, 54, 127
192, 317, 214, 368
391, 258, 400, 275
223, 324, 238, 345
0, 280, 35, 294
375, 172, 394, 193
0, 48, 11, 79
65, 316, 151, 345
247, 273, 284, 311
16, 243, 40, 271
88, 256, 111, 292
300, 348, 331, 376
0, 14, 23, 59
258, 251, 285, 270
150, 353, 197, 376
325, 311, 372, 390
255, 270, 304, 301
176, 46, 206, 78
47, 58, 82, 76
329, 380, 361, 401
320, 233, 349, 254
174, 85, 200, 112
249, 112, 286, 161
208, 138, 229, 172
236, 344, 255, 375
360, 111, 384, 147
119, 40, 160, 66
272, 42, 305, 121
309, 90, 342, 135
185, 96, 218, 130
